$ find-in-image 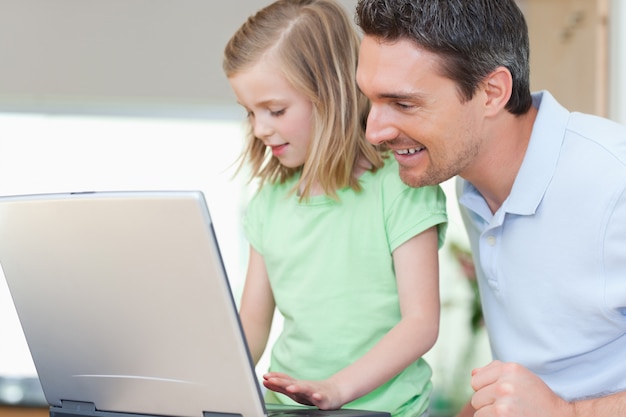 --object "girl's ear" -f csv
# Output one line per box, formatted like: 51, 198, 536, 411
482, 66, 513, 117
